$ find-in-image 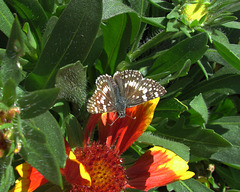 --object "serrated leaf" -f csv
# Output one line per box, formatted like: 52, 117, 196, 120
167, 178, 214, 192
2, 78, 16, 107
154, 98, 188, 120
18, 88, 59, 119
137, 132, 190, 161
20, 120, 62, 187
25, 0, 102, 90
31, 111, 66, 168
0, 0, 14, 37
55, 61, 87, 107
0, 16, 24, 85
